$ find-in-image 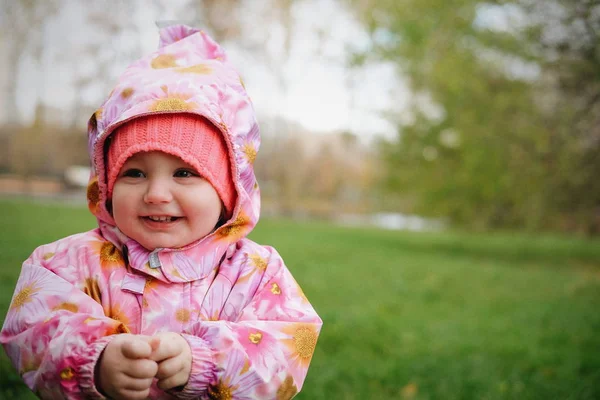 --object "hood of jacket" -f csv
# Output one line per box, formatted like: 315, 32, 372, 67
85, 24, 261, 283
